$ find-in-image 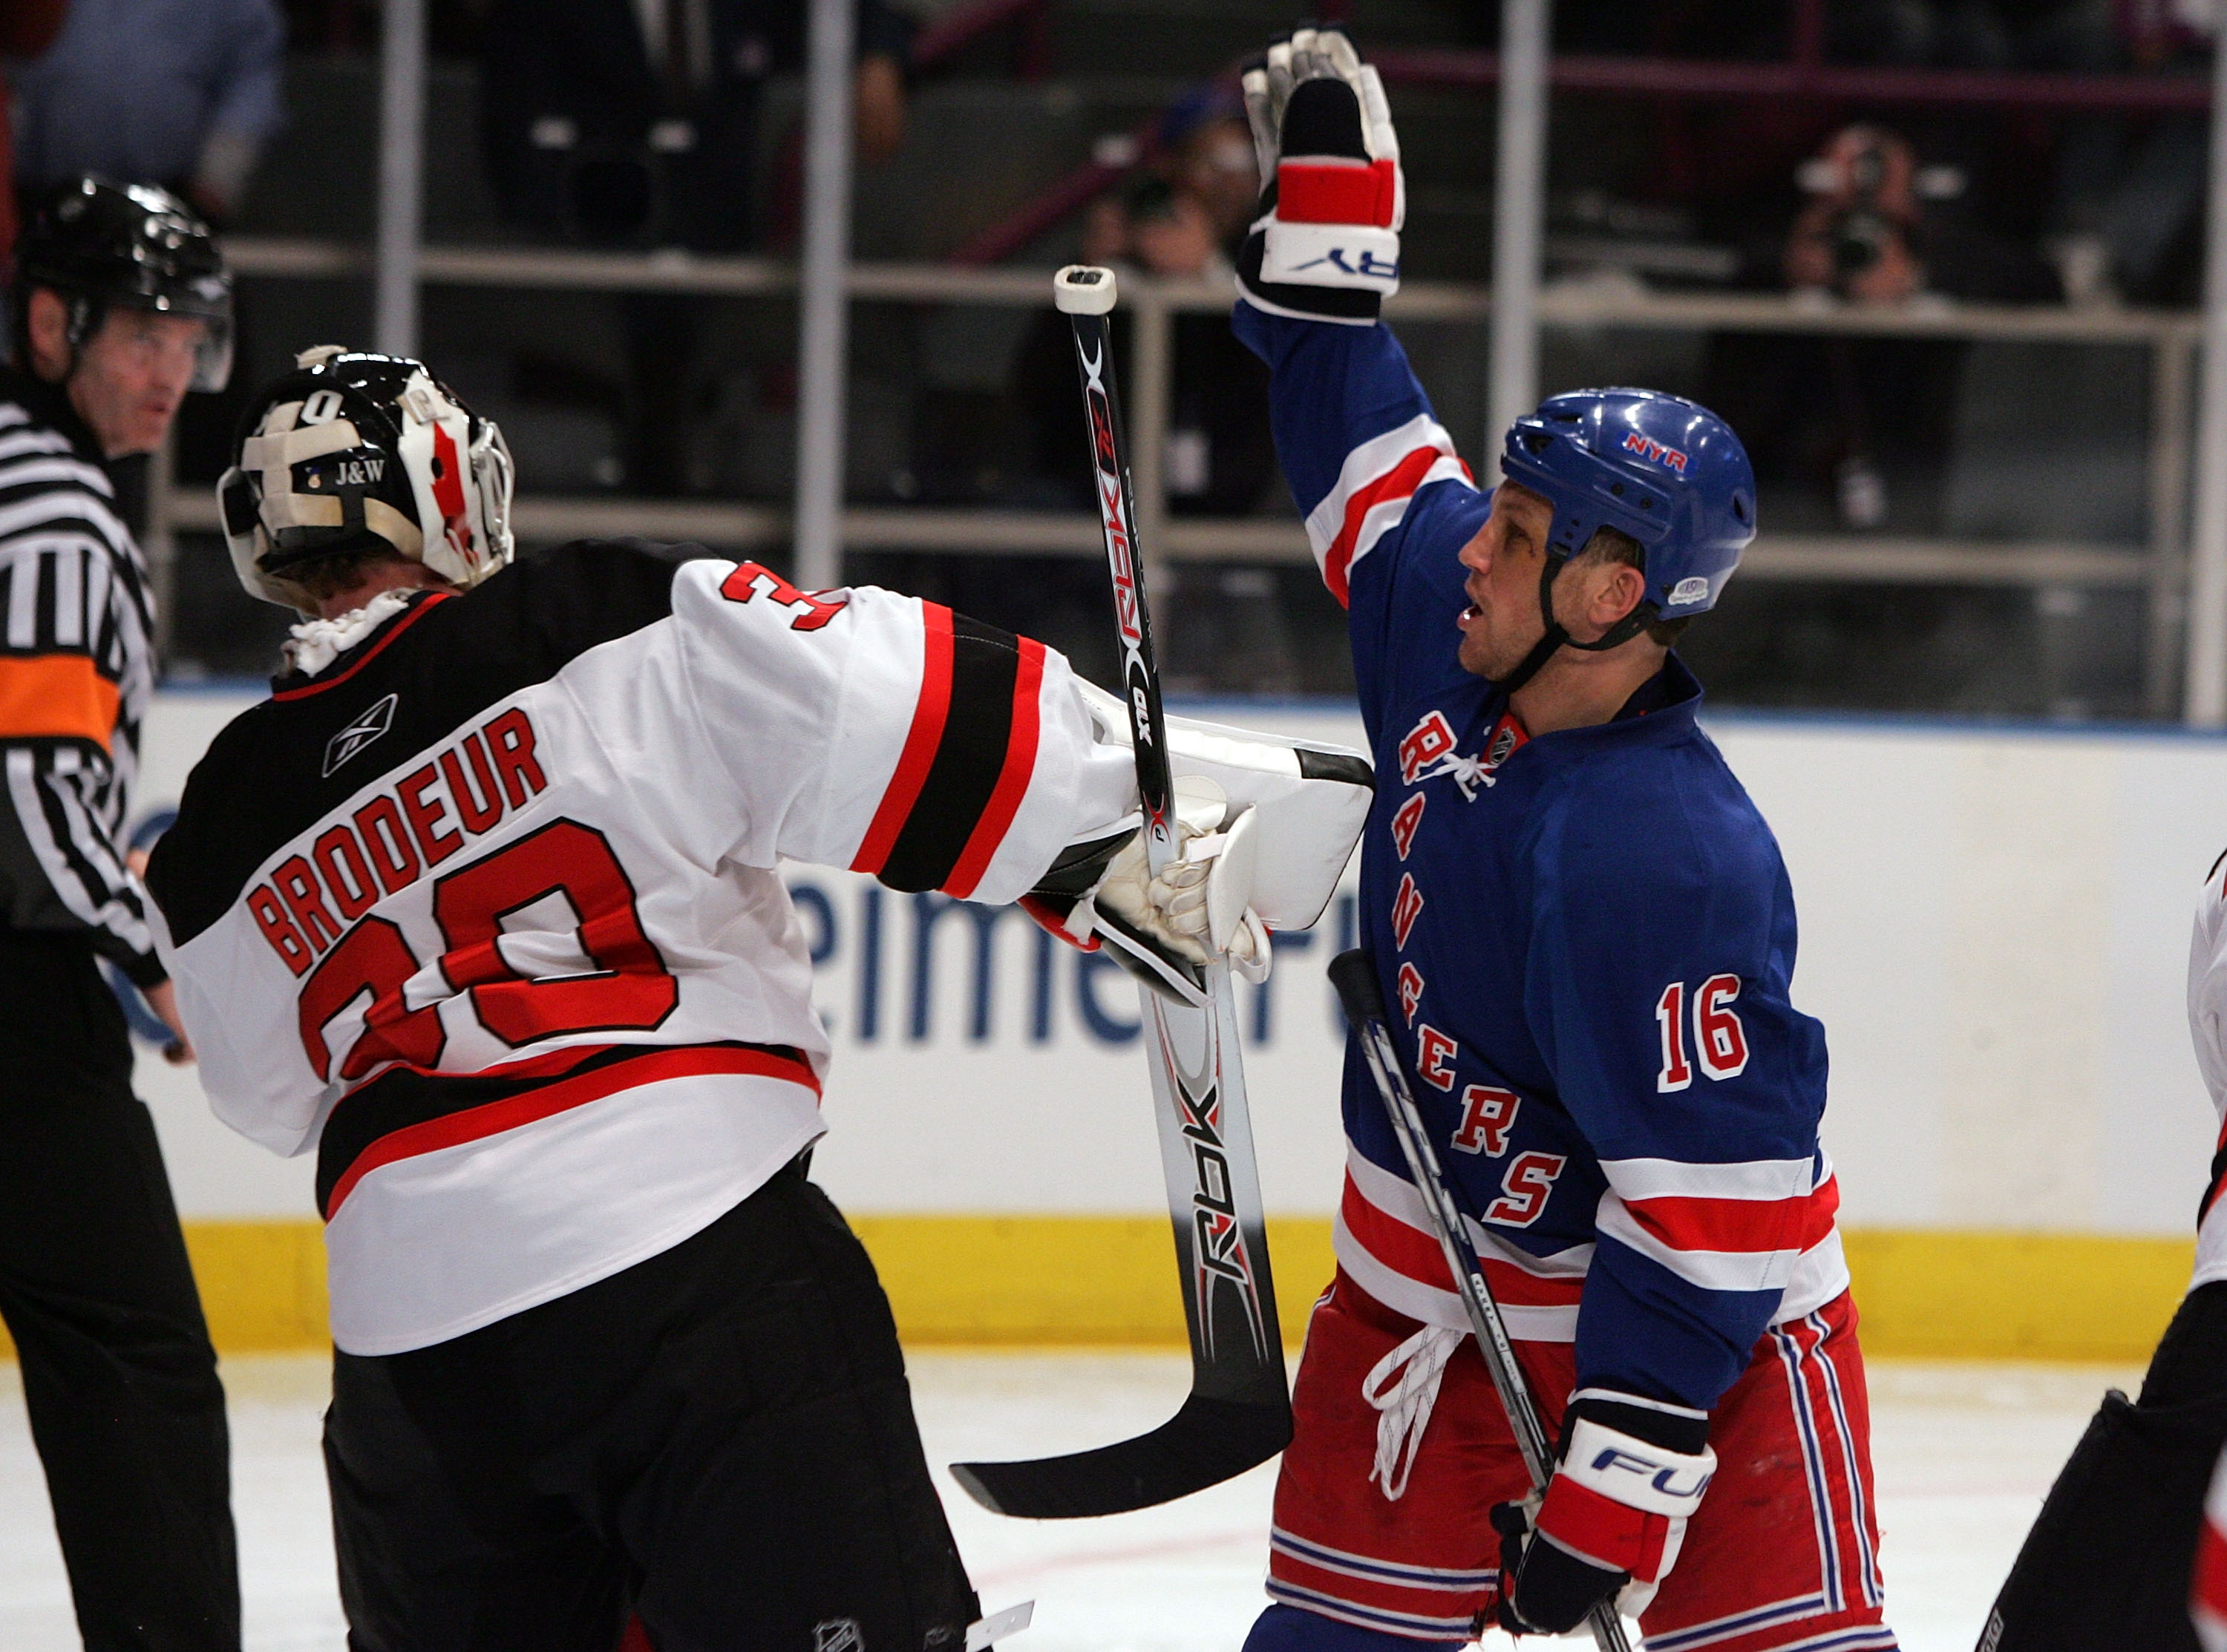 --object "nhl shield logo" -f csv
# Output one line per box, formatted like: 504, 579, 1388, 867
813, 1619, 863, 1652
323, 692, 398, 777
